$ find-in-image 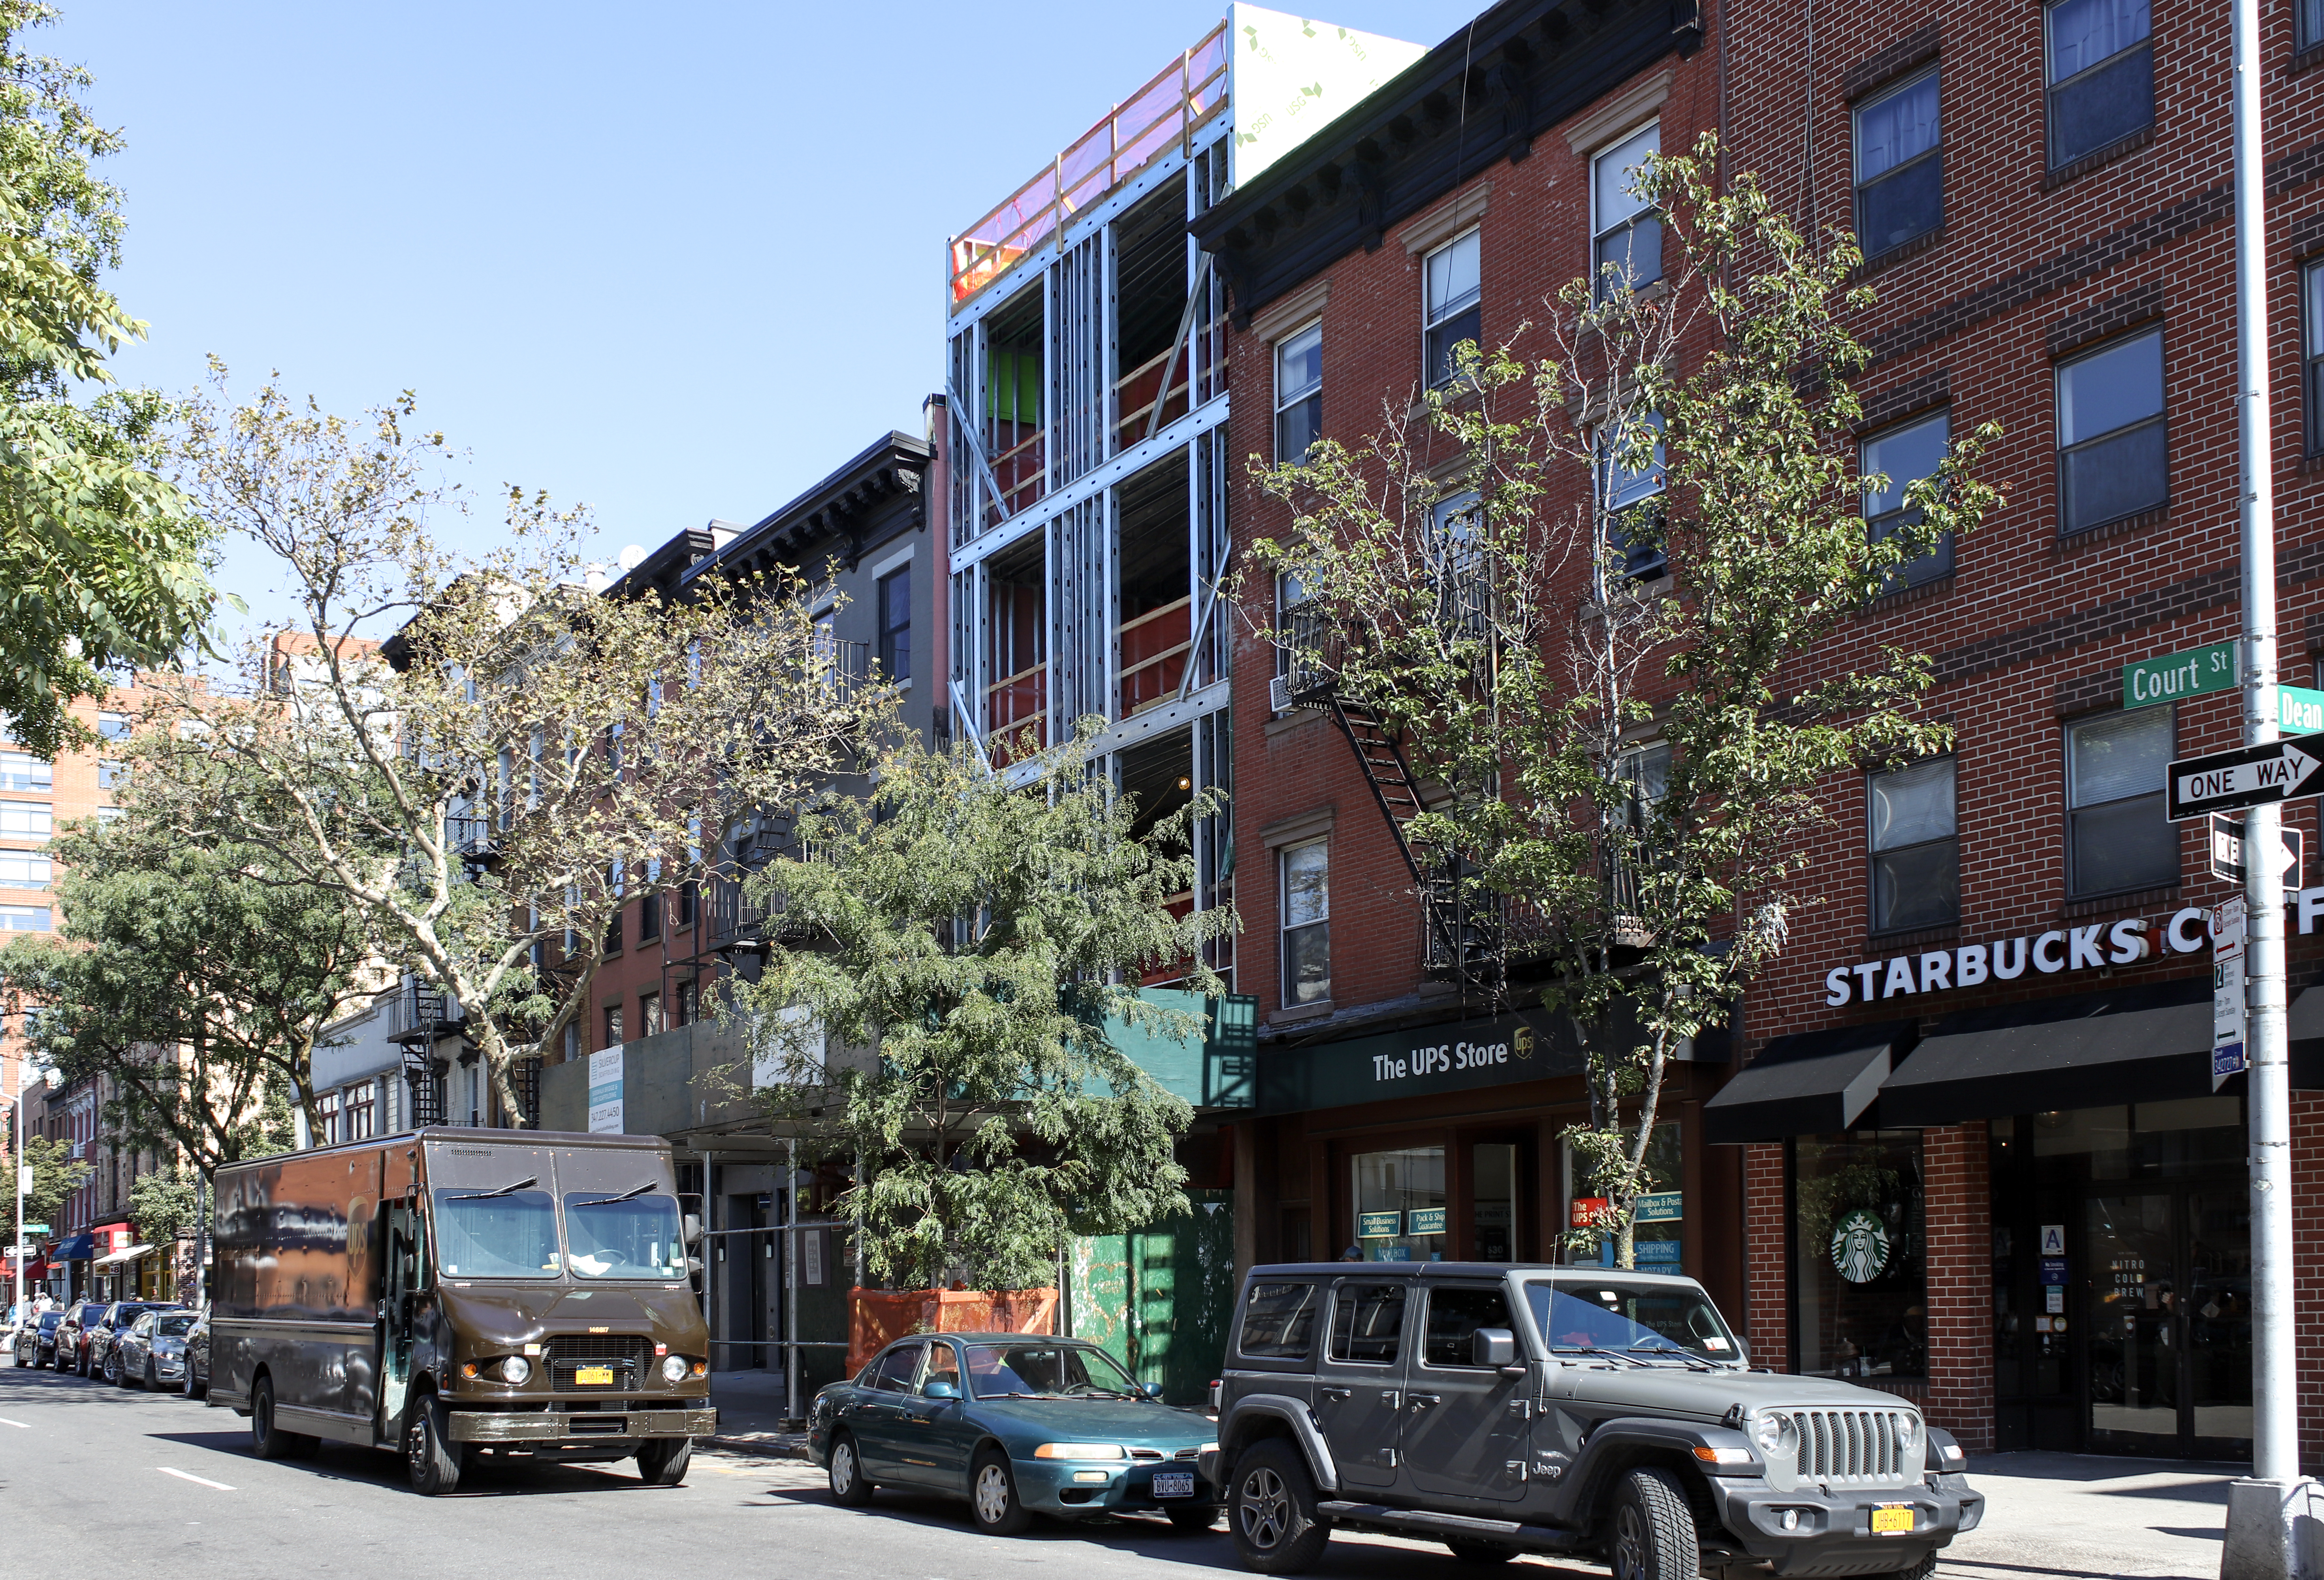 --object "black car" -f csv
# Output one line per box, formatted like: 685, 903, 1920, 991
14, 1309, 63, 1369
54, 1302, 109, 1376
83, 1301, 171, 1381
